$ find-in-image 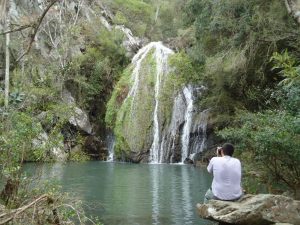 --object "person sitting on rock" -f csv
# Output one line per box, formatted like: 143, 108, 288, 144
204, 143, 243, 203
